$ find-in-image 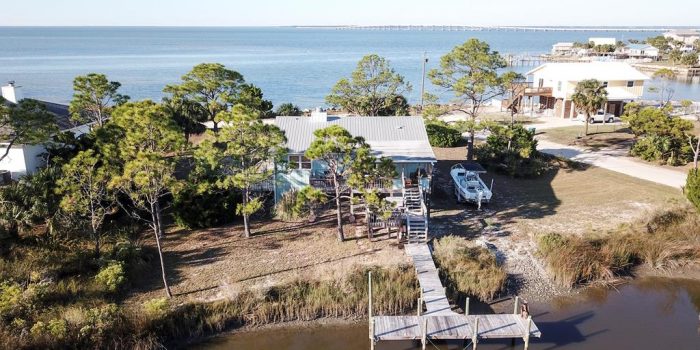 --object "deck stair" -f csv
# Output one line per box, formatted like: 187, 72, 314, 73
403, 186, 428, 243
